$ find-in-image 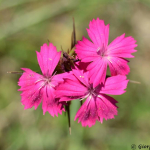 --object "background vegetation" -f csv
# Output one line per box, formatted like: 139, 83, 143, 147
0, 0, 150, 149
